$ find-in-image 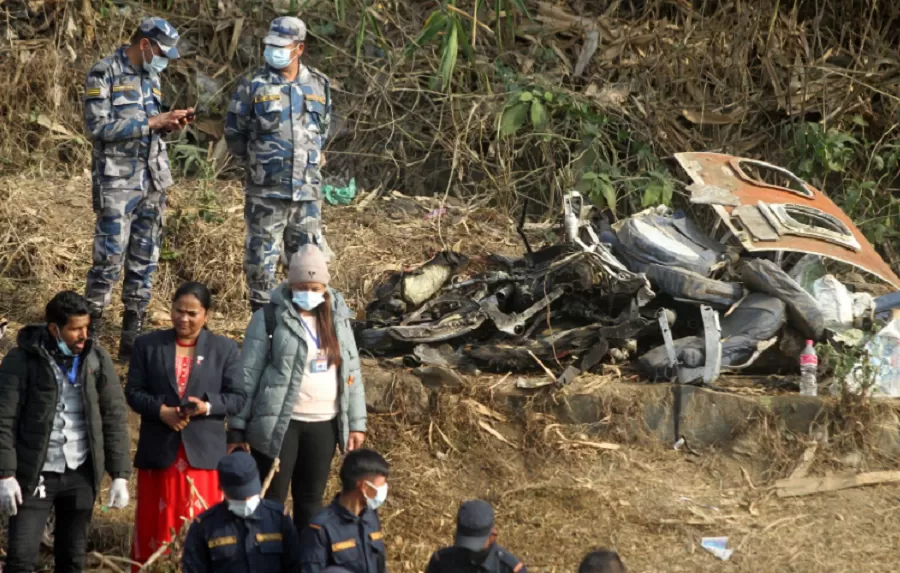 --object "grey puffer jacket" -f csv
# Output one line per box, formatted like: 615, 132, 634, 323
229, 285, 366, 458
